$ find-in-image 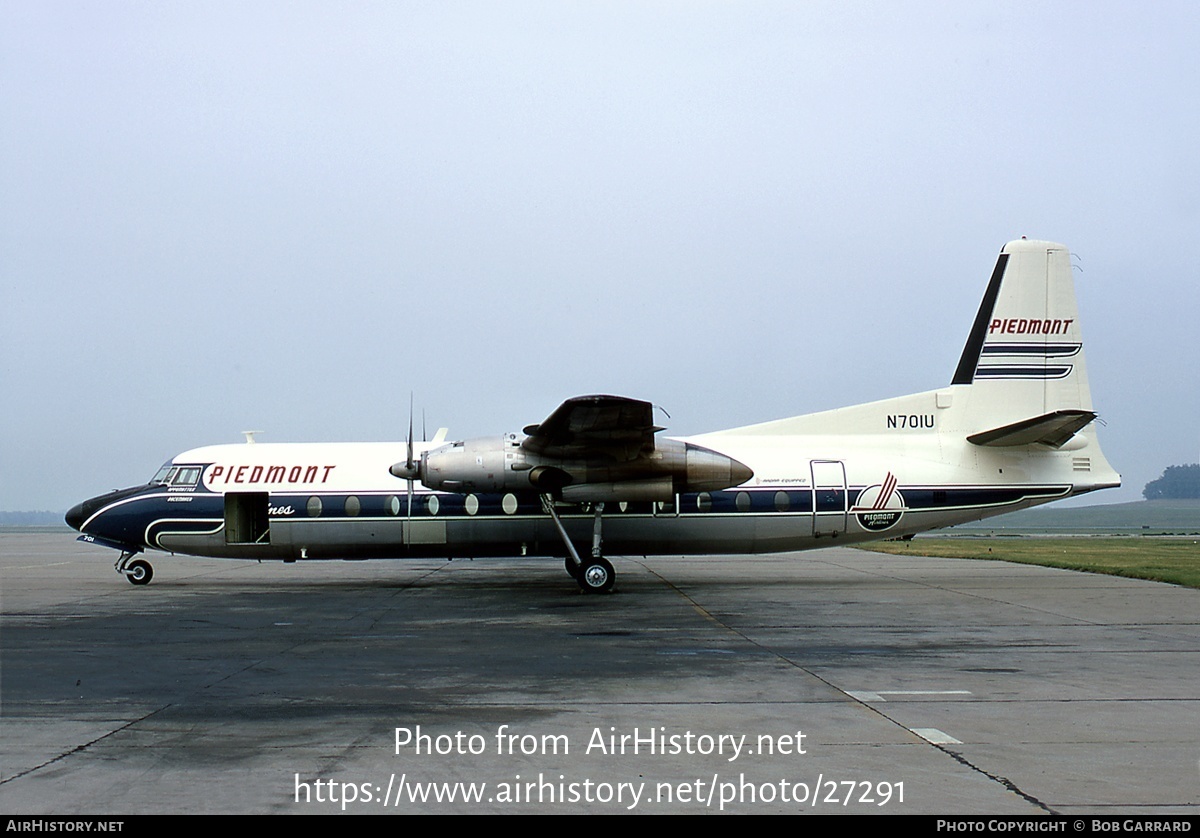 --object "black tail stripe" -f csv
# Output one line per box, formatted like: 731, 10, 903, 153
952, 252, 1009, 385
